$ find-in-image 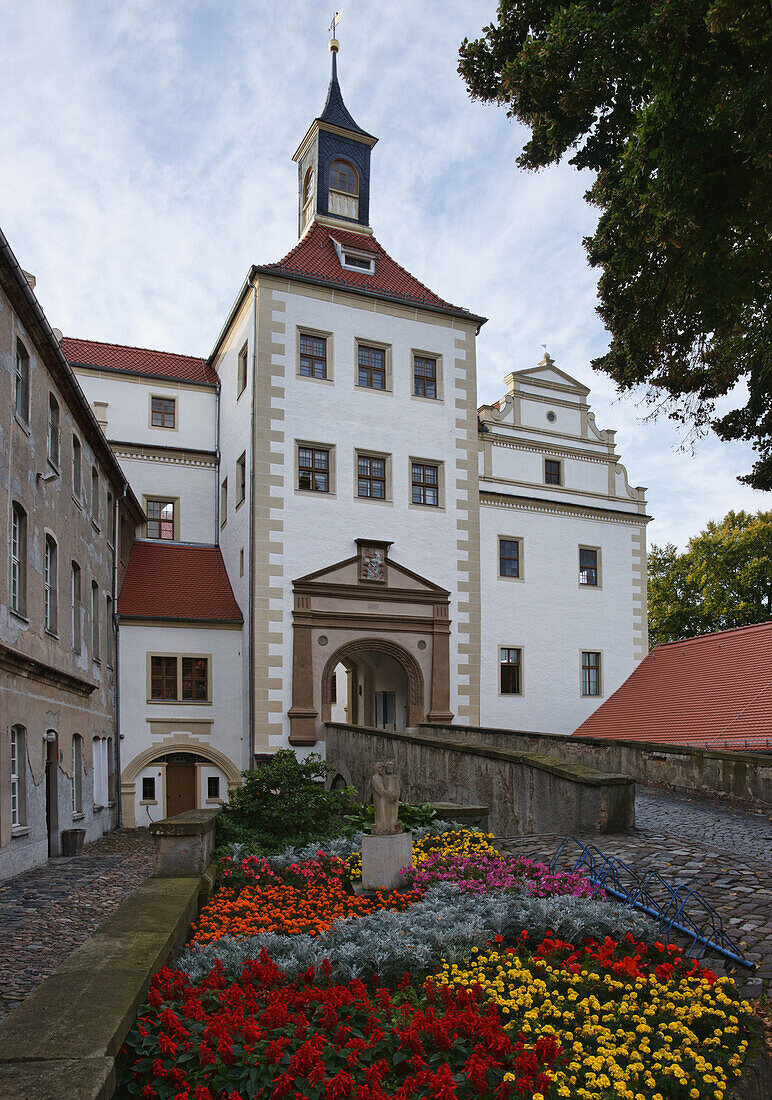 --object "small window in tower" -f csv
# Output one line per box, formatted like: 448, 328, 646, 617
328, 160, 359, 220
302, 166, 315, 227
